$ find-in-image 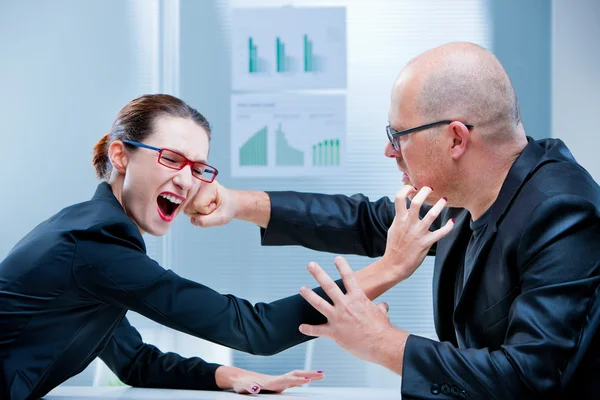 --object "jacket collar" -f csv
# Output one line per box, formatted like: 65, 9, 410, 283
91, 182, 147, 253
451, 137, 548, 319
92, 182, 124, 211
